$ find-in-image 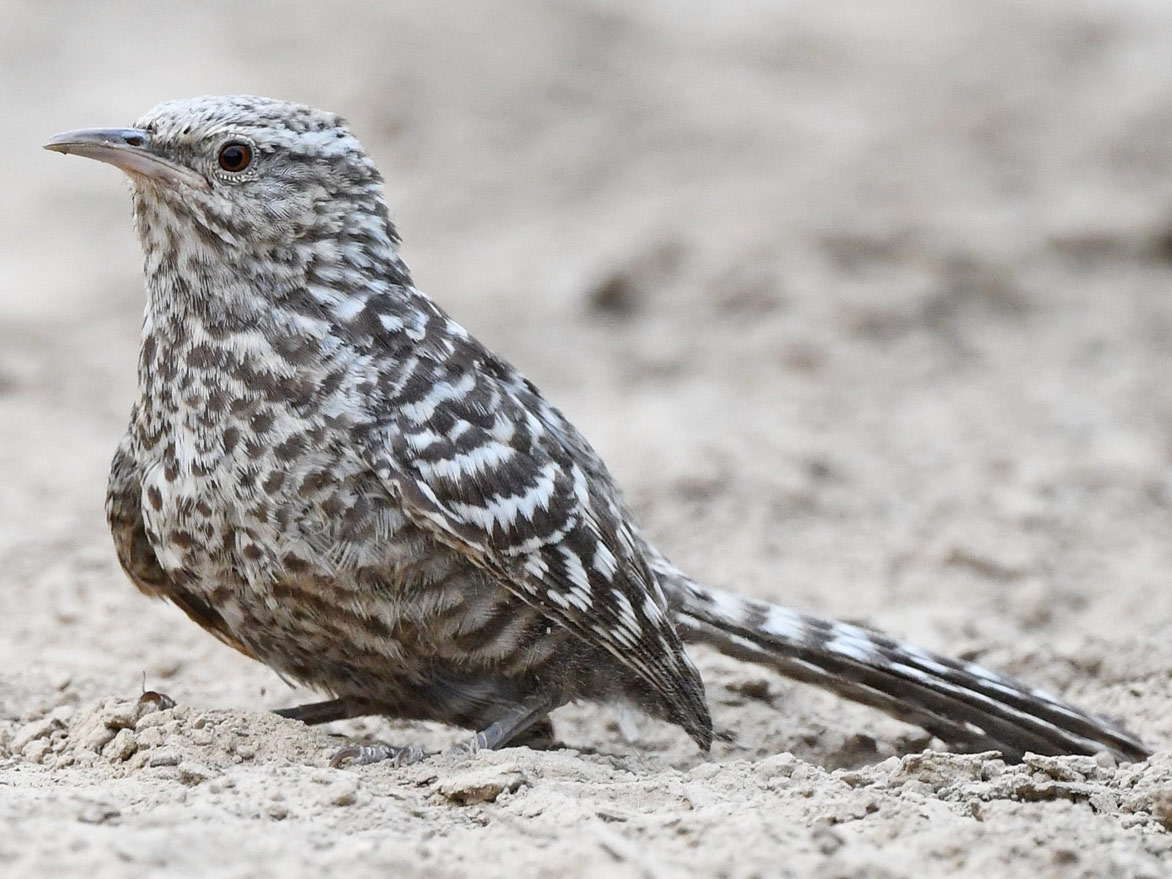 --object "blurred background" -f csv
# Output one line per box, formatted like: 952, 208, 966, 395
2, 0, 1172, 754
